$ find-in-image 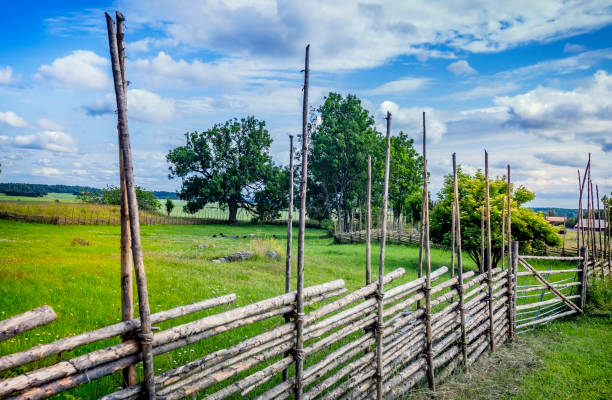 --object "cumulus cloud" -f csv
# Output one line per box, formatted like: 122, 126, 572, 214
534, 152, 586, 168
34, 50, 109, 89
379, 100, 447, 143
0, 111, 27, 128
0, 66, 21, 85
447, 60, 476, 76
129, 51, 241, 89
13, 131, 77, 153
367, 77, 430, 95
494, 70, 612, 144
122, 0, 612, 71
85, 89, 175, 123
